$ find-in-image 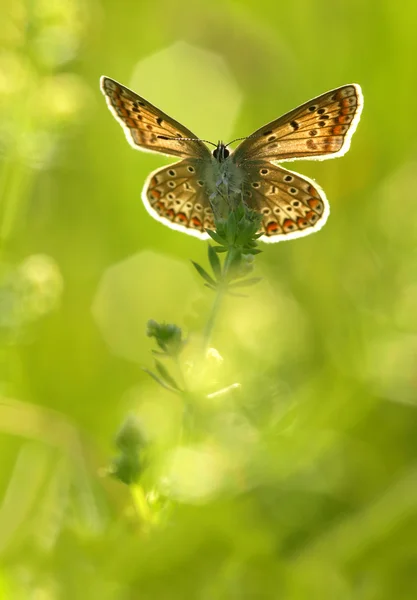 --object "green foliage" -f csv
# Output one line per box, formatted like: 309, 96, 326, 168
192, 205, 263, 298
146, 320, 186, 358
111, 415, 147, 484
1, 0, 417, 598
